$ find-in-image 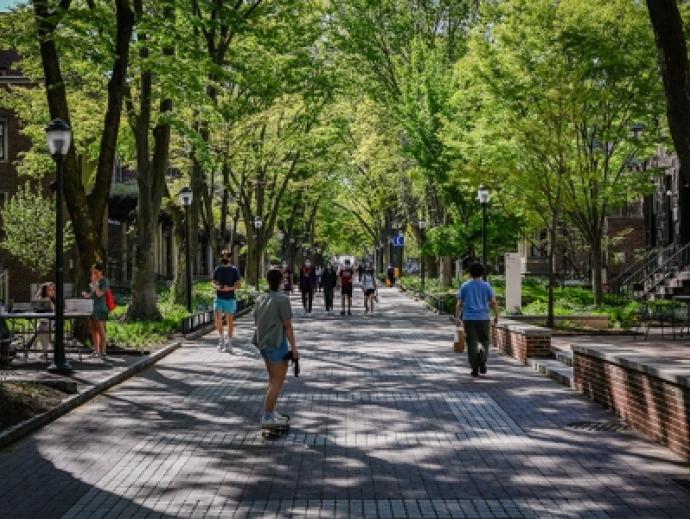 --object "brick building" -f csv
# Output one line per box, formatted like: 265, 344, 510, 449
0, 49, 53, 304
